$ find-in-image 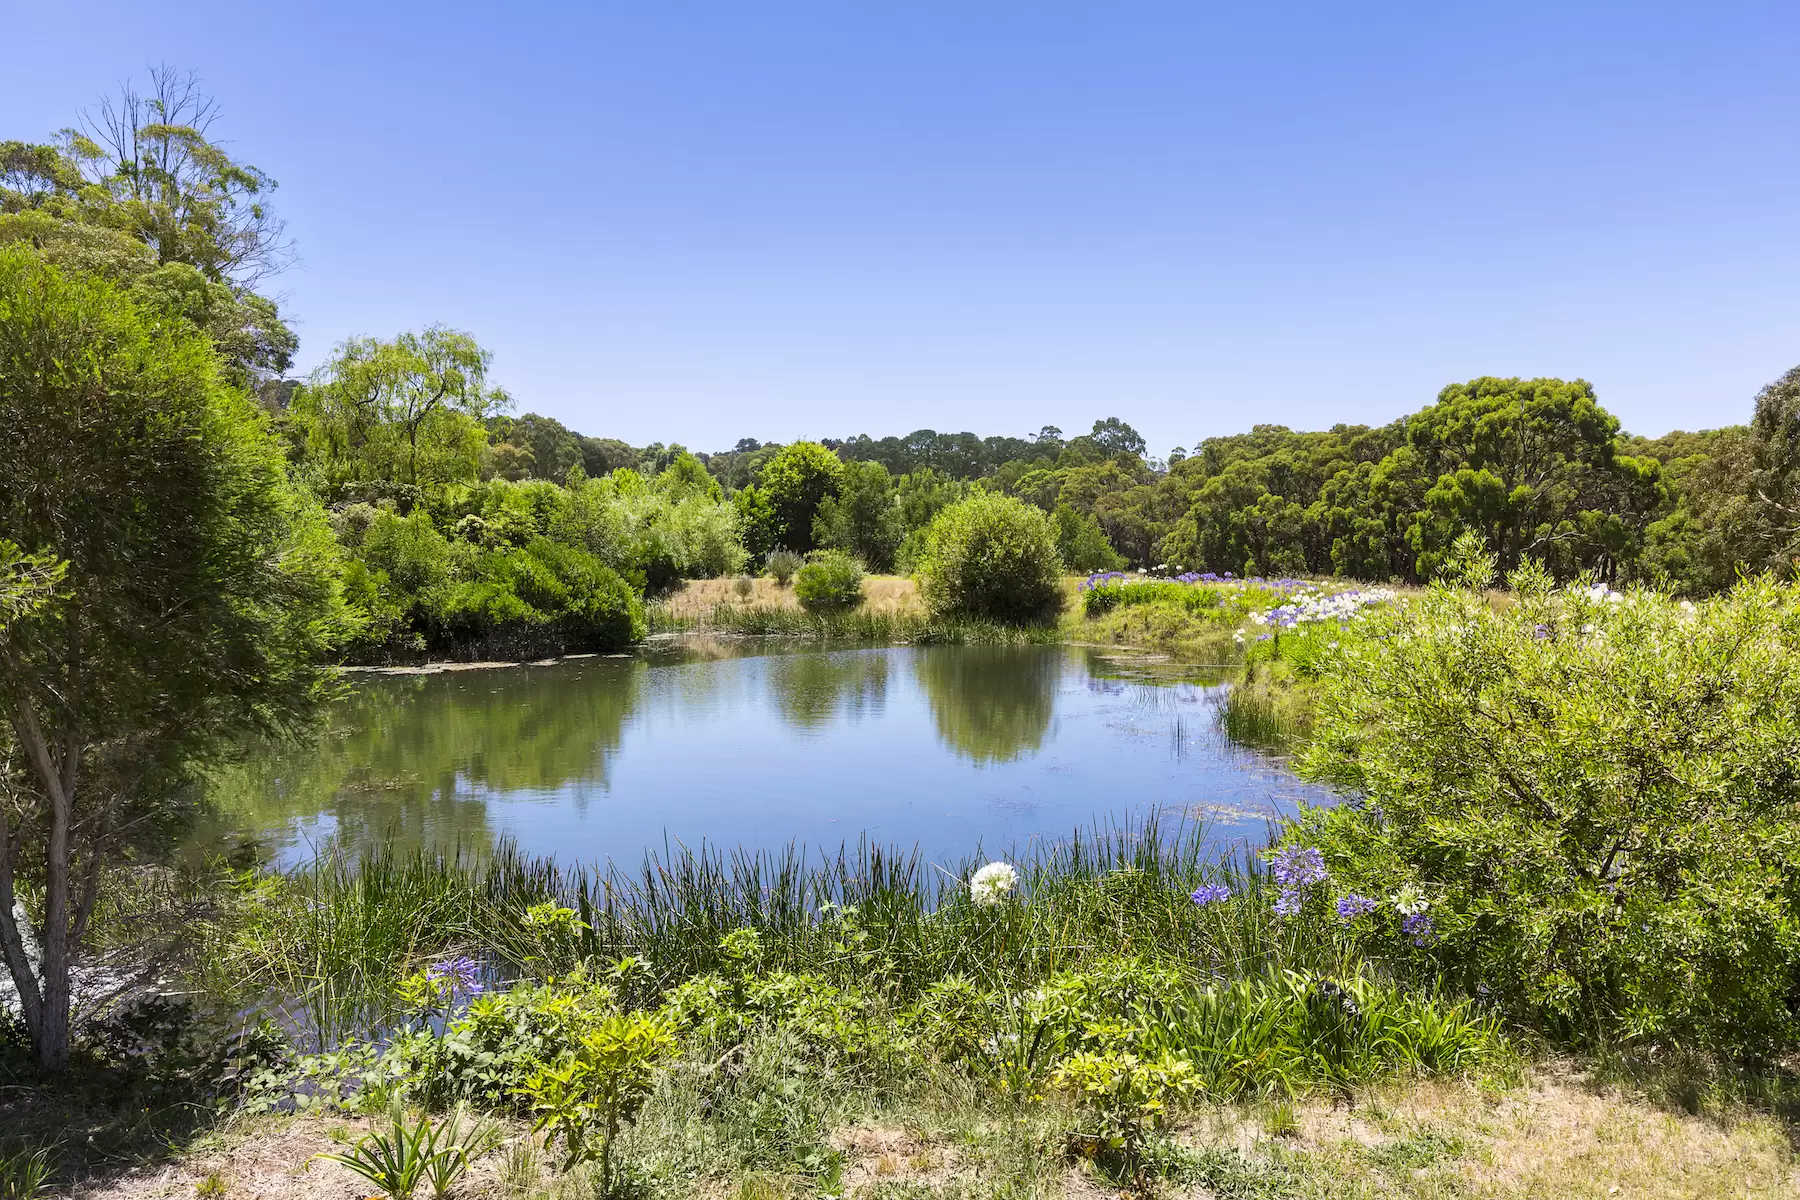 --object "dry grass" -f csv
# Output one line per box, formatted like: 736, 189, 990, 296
660, 575, 926, 619
69, 1111, 543, 1200
78, 1067, 1792, 1200
1163, 1068, 1799, 1199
